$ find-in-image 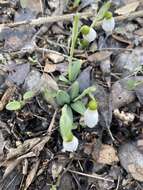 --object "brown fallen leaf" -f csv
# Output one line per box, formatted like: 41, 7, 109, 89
0, 85, 16, 111
119, 142, 143, 181
97, 144, 119, 165
44, 62, 67, 73
115, 2, 139, 15
87, 51, 112, 63
2, 27, 35, 51
44, 63, 57, 73
2, 152, 35, 180
3, 159, 22, 180
114, 109, 135, 125
20, 0, 42, 14
112, 34, 132, 47
128, 164, 143, 182
134, 28, 143, 36
45, 52, 64, 64
7, 138, 40, 160
24, 159, 40, 190
40, 73, 59, 91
